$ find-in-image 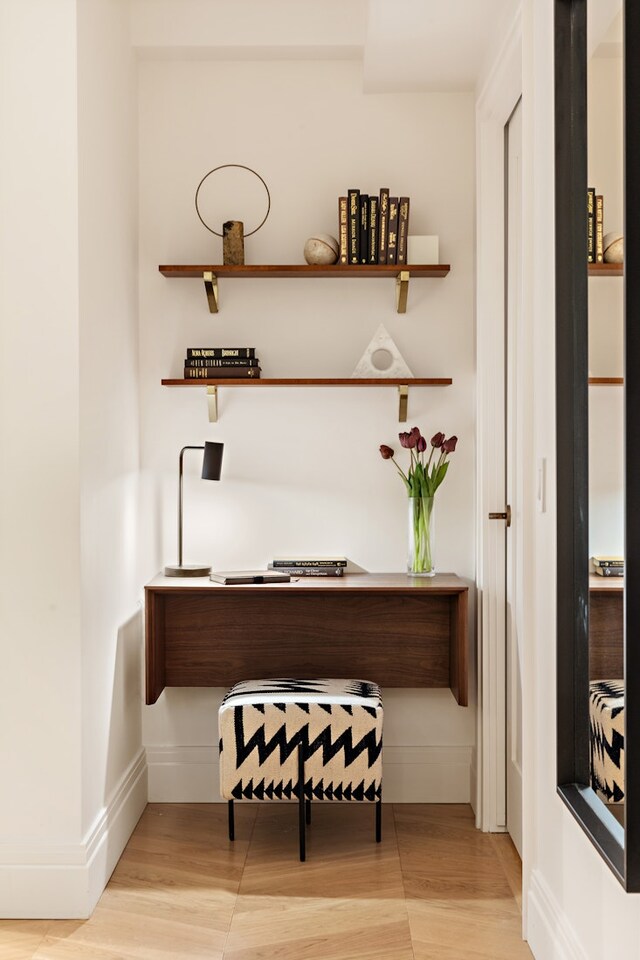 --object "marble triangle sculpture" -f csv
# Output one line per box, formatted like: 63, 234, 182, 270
351, 324, 413, 379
